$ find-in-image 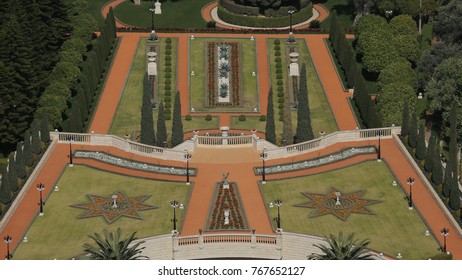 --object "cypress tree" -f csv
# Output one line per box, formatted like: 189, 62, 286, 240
265, 88, 276, 144
282, 90, 293, 145
7, 157, 19, 193
416, 122, 427, 160
442, 160, 452, 198
0, 168, 12, 205
23, 130, 33, 167
140, 83, 156, 146
432, 147, 444, 186
329, 11, 339, 46
296, 63, 314, 142
366, 99, 382, 128
449, 173, 460, 210
346, 53, 357, 89
40, 108, 50, 144
31, 120, 42, 156
15, 142, 26, 179
408, 112, 418, 149
353, 70, 369, 123
448, 104, 458, 174
156, 102, 167, 147
401, 101, 410, 138
171, 91, 184, 147
424, 135, 435, 173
